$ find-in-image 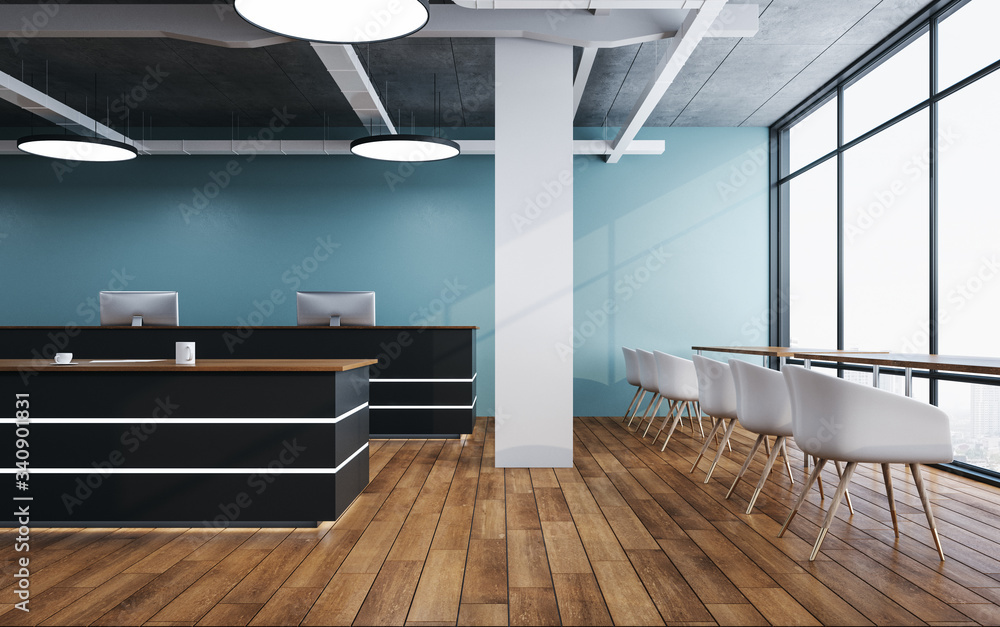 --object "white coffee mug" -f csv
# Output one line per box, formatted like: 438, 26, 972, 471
54, 352, 73, 364
176, 342, 196, 365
